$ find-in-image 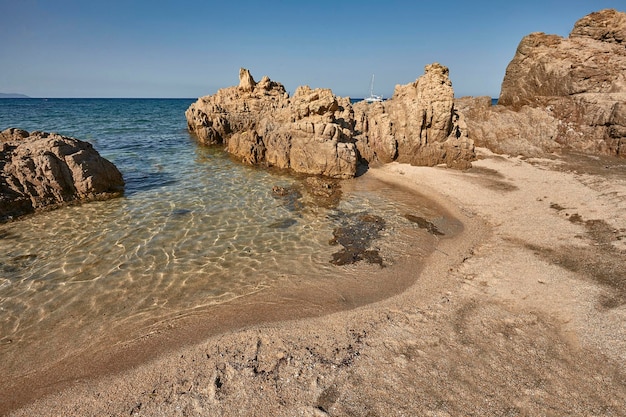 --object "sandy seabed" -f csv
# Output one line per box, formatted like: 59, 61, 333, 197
6, 148, 626, 416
